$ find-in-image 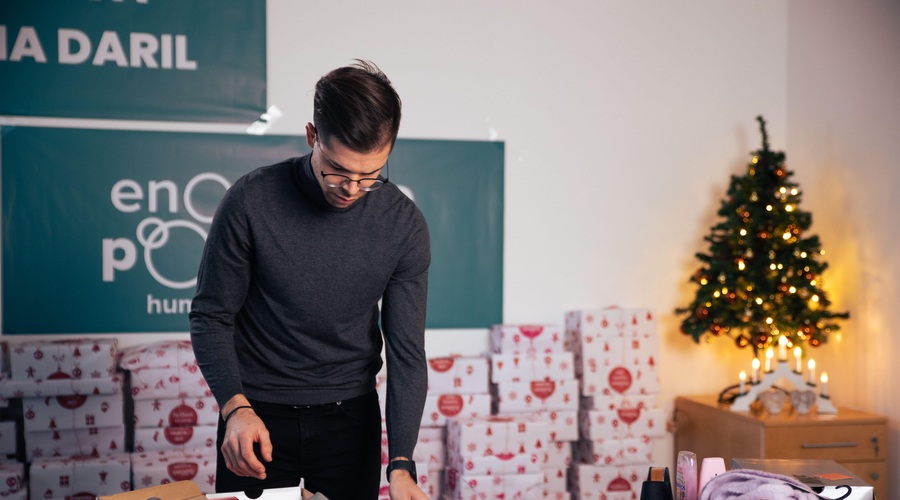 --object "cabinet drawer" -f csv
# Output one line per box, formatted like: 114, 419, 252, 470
840, 461, 887, 500
766, 424, 887, 461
